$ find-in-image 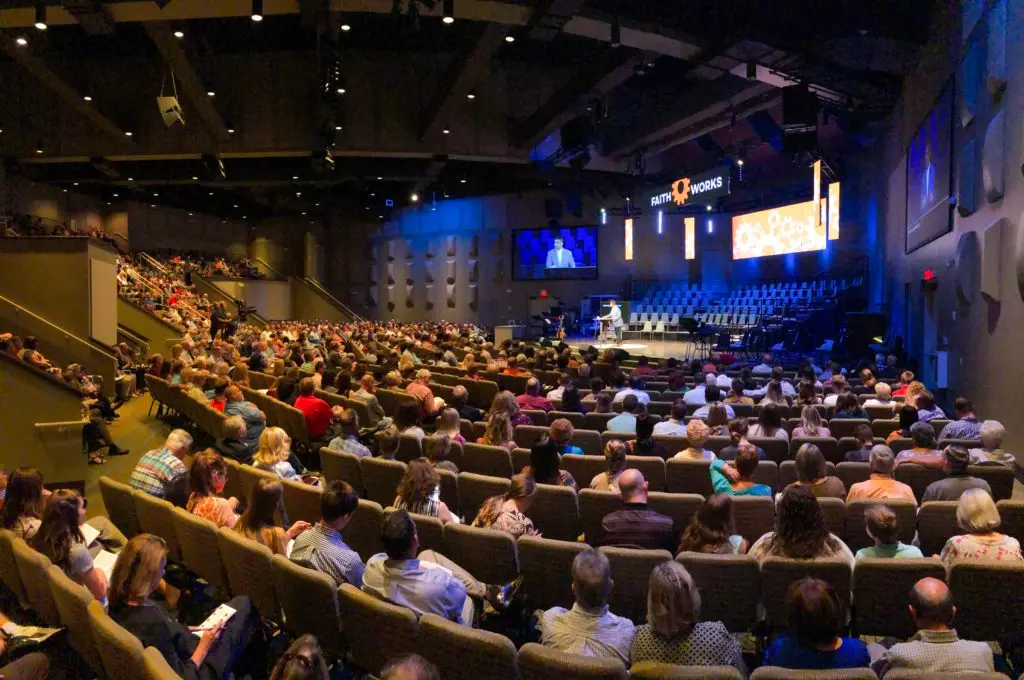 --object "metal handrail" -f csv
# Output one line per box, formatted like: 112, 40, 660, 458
122, 266, 205, 321
303, 277, 364, 322
252, 257, 285, 280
